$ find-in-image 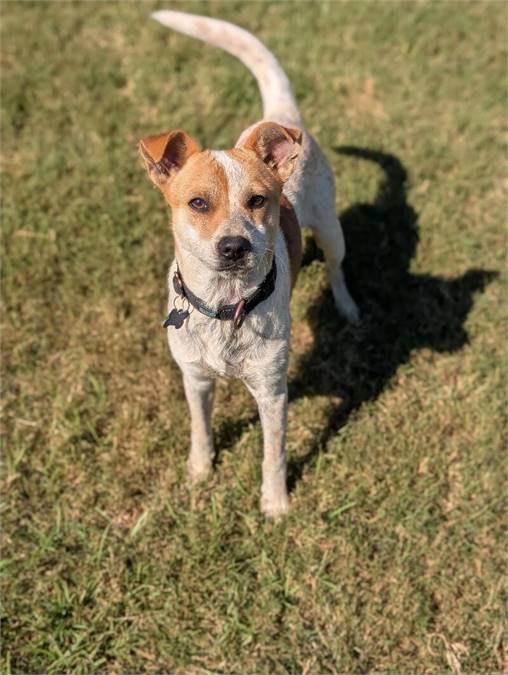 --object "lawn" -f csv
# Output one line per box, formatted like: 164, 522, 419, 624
1, 1, 506, 673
